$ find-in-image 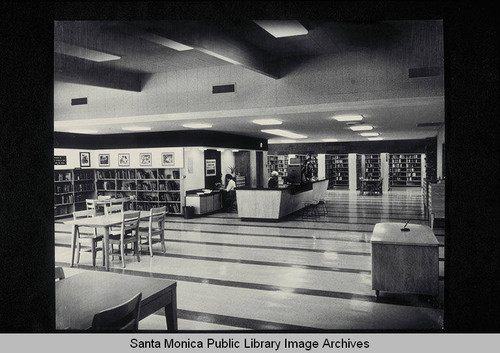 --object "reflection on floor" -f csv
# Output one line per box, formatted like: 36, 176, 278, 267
54, 188, 444, 331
